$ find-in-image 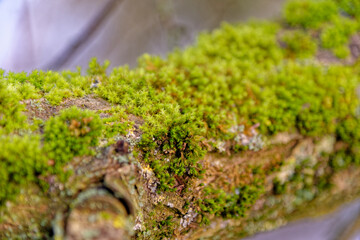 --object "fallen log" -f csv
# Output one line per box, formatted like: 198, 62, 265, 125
2, 0, 360, 239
